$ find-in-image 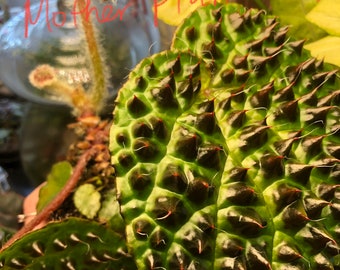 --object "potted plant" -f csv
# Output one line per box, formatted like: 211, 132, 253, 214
0, 0, 339, 269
